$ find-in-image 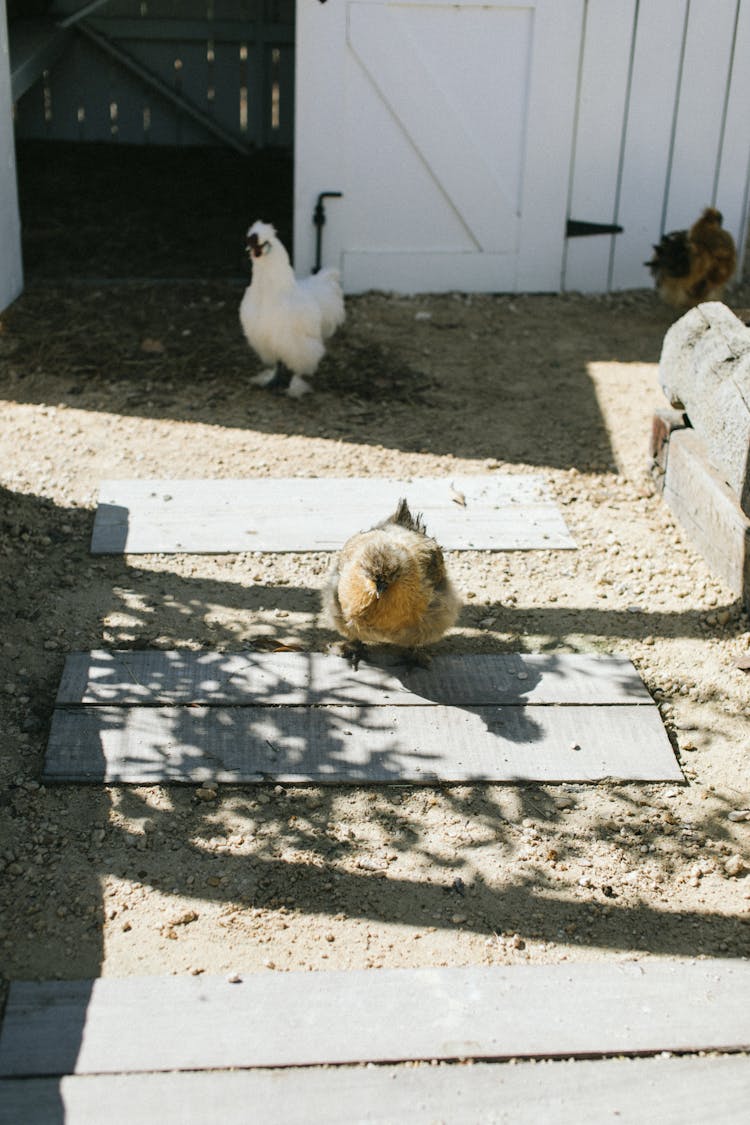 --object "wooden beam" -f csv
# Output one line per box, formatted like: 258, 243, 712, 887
74, 22, 251, 155
649, 407, 688, 489
662, 427, 750, 604
8, 20, 70, 101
